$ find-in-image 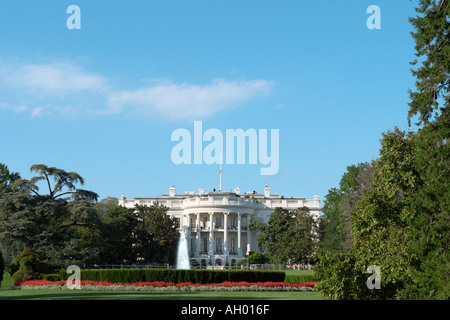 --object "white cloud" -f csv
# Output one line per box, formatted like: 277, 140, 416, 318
1, 60, 107, 95
30, 107, 44, 117
105, 78, 274, 120
0, 58, 275, 120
